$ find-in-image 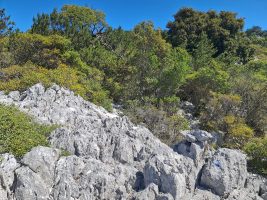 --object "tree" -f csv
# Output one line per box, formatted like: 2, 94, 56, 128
191, 33, 216, 70
180, 60, 230, 108
232, 65, 267, 135
167, 8, 206, 50
246, 26, 267, 37
0, 8, 15, 37
31, 13, 50, 35
31, 5, 108, 49
125, 21, 191, 105
8, 33, 71, 69
79, 27, 138, 102
157, 47, 191, 101
166, 8, 253, 62
128, 21, 170, 101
